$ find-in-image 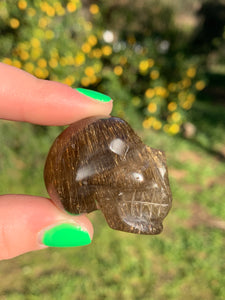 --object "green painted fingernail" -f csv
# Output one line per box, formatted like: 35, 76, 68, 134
76, 88, 111, 102
42, 223, 91, 247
